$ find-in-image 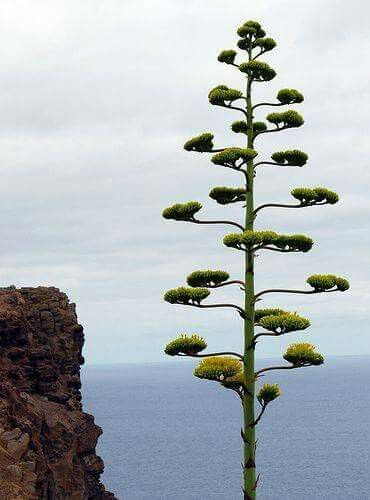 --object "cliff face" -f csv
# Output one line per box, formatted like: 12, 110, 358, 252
0, 286, 116, 499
